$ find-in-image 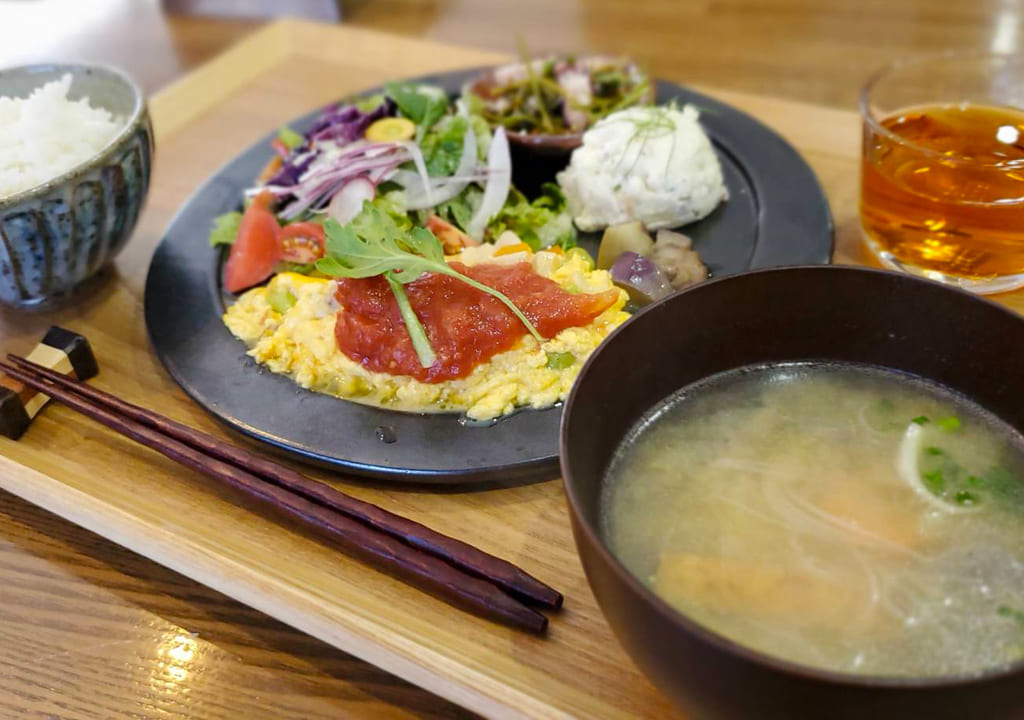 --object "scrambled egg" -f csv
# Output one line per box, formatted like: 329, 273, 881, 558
223, 248, 629, 421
